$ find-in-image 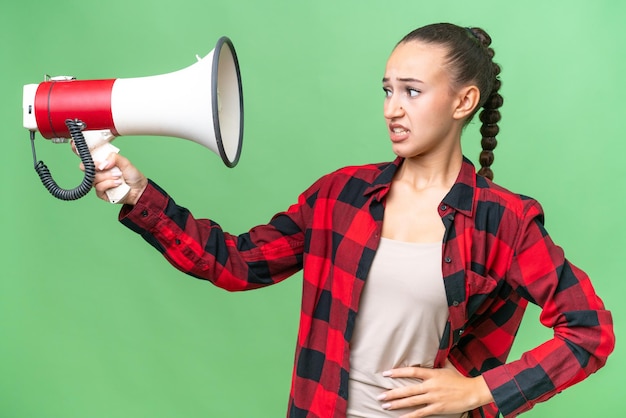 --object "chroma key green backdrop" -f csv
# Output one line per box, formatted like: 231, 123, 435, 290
1, 1, 624, 417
